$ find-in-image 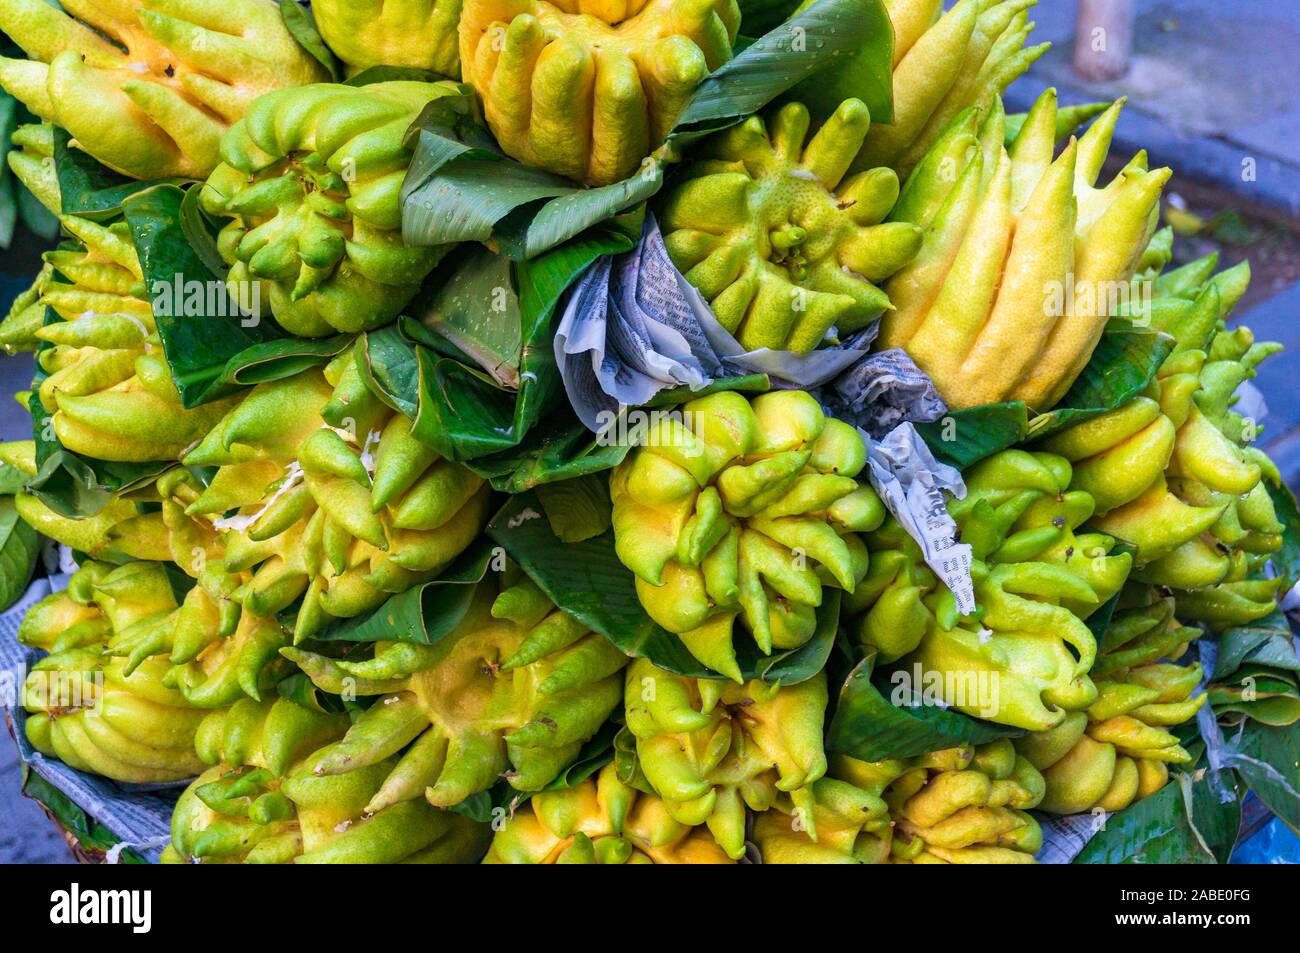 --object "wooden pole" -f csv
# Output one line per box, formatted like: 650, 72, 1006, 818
1073, 0, 1134, 82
